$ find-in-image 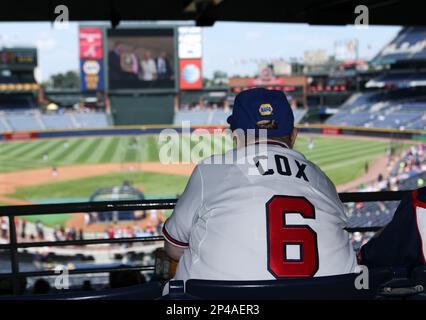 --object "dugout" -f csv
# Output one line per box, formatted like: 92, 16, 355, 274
89, 181, 146, 222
